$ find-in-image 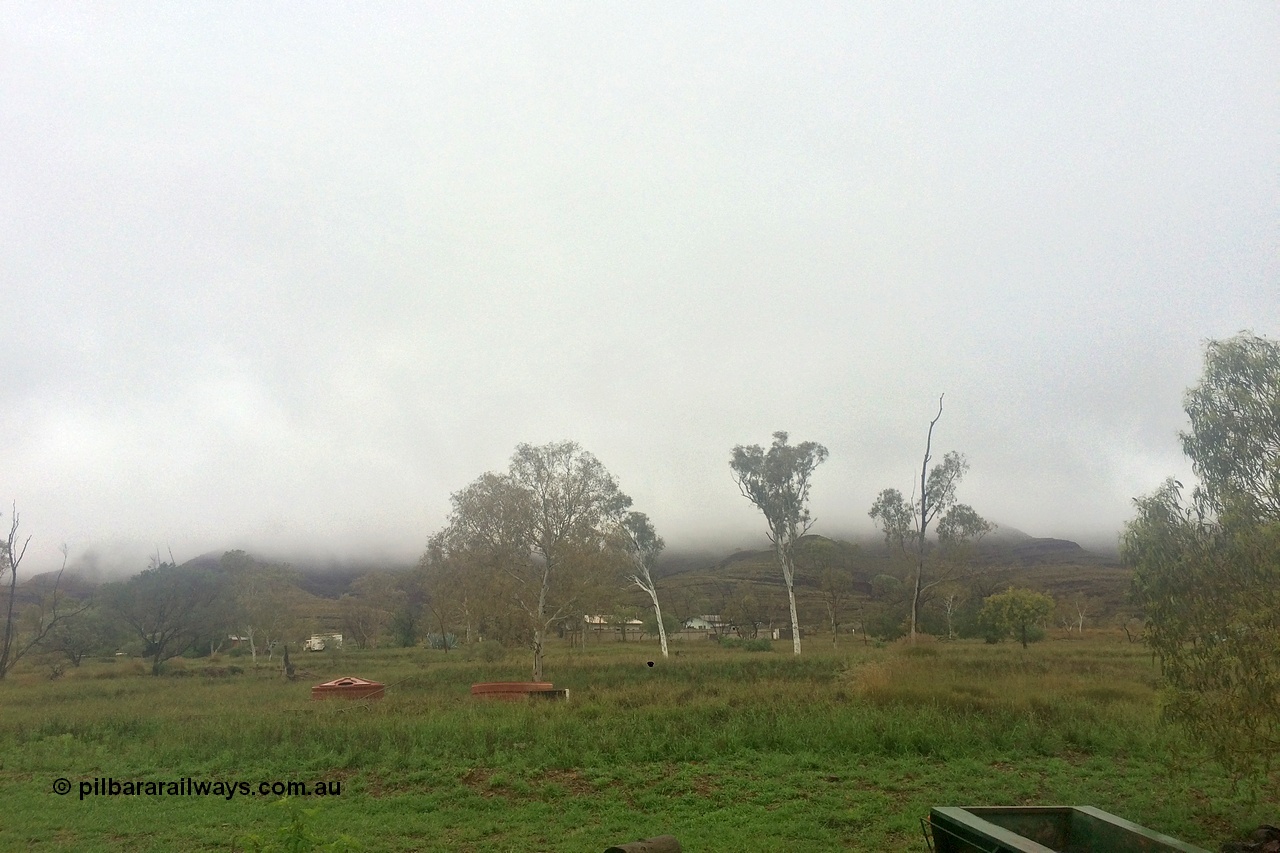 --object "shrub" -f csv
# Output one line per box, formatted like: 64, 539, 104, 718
461, 640, 505, 662
980, 588, 1055, 648
426, 633, 459, 651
